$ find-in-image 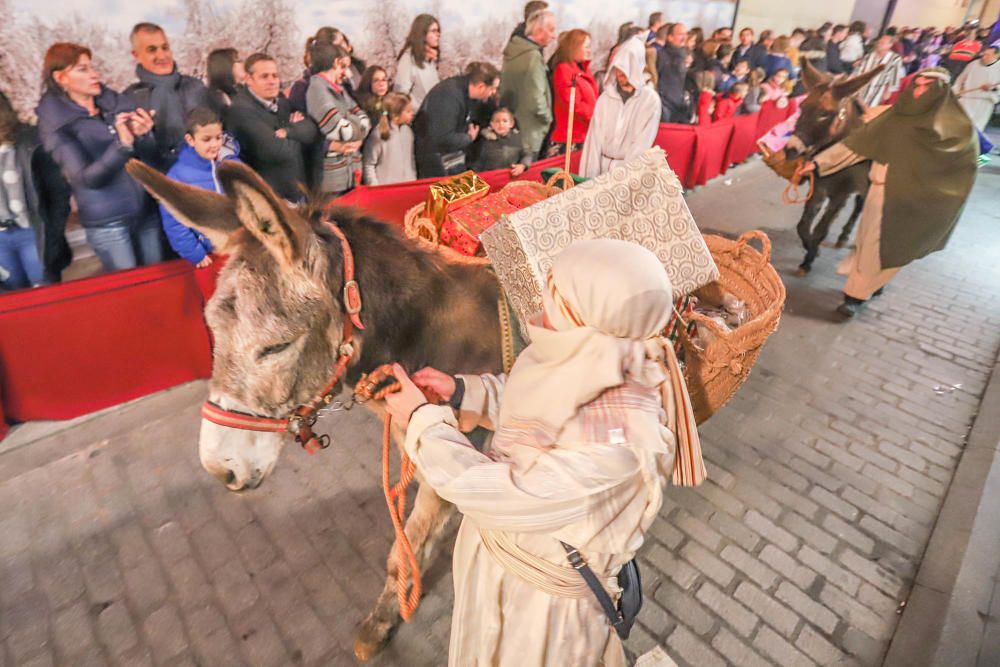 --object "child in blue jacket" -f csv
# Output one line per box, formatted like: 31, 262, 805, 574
161, 108, 239, 267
